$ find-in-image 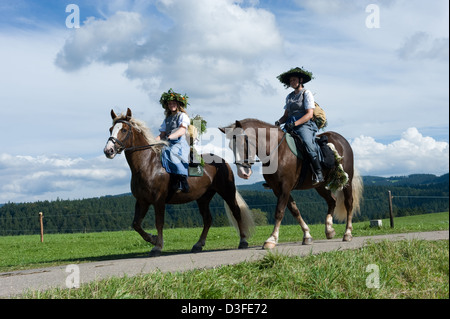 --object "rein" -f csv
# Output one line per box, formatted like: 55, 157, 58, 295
233, 131, 286, 169
108, 120, 164, 154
